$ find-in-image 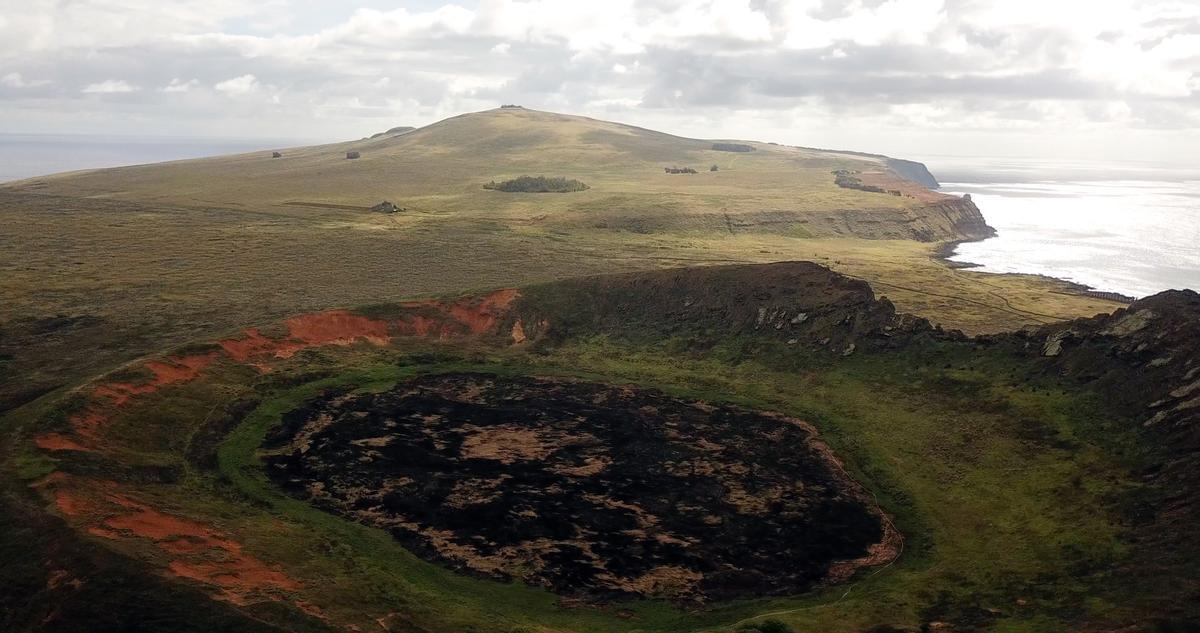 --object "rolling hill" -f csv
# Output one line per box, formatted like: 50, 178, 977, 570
6, 107, 990, 241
